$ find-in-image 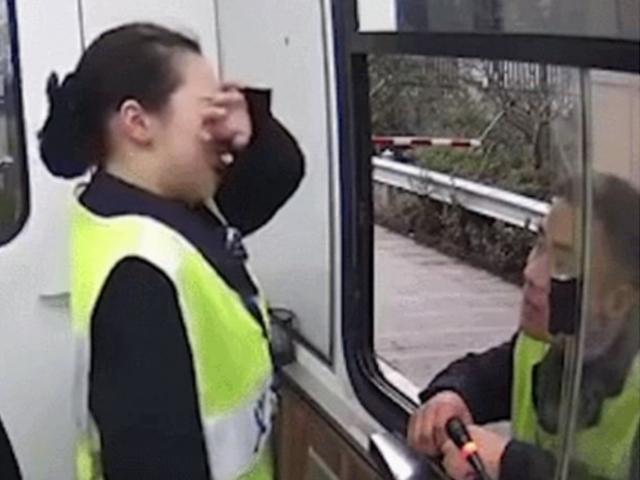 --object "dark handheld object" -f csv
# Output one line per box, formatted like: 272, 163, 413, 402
549, 277, 581, 335
445, 417, 492, 480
